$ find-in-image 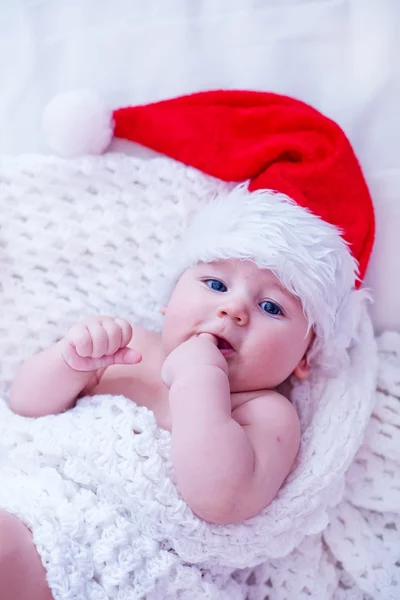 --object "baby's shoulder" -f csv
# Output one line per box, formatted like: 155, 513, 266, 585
232, 391, 301, 473
232, 389, 300, 431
